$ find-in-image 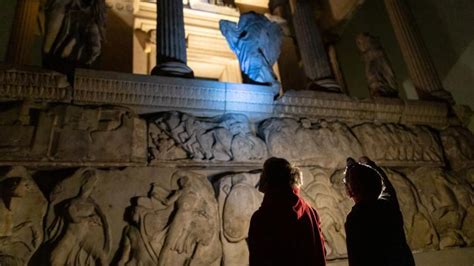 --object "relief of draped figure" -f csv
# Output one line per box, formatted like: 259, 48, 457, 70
116, 171, 222, 266
38, 168, 111, 265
